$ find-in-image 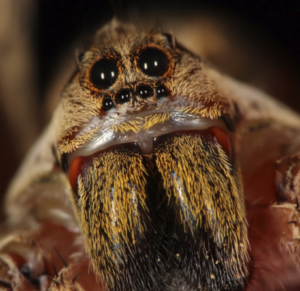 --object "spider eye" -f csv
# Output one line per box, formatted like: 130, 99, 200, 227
116, 89, 131, 104
102, 96, 115, 111
156, 84, 168, 98
137, 48, 169, 77
137, 84, 153, 99
90, 59, 119, 89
